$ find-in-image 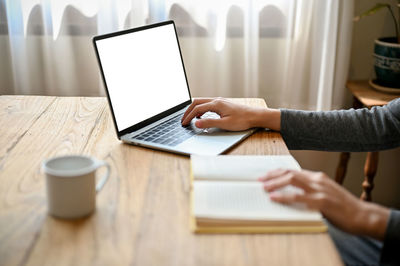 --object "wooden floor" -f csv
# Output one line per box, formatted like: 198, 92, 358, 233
0, 96, 342, 266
